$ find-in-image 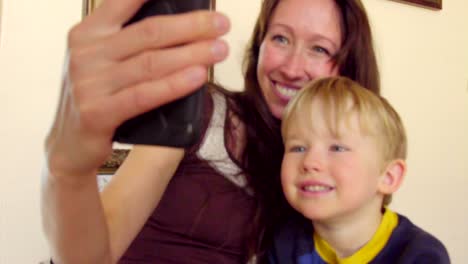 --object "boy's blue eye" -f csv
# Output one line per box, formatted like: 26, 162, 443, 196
330, 144, 348, 152
289, 146, 306, 153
